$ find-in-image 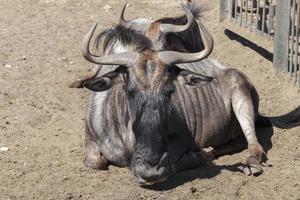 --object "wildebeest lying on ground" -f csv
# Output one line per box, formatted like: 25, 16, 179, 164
73, 3, 300, 185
